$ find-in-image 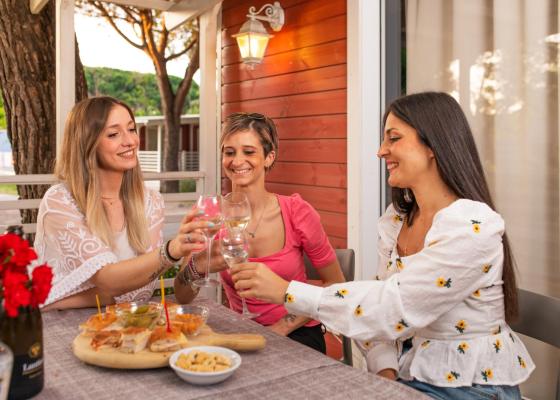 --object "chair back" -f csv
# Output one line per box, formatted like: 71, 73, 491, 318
304, 249, 355, 282
303, 248, 355, 366
510, 289, 560, 348
509, 288, 560, 400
